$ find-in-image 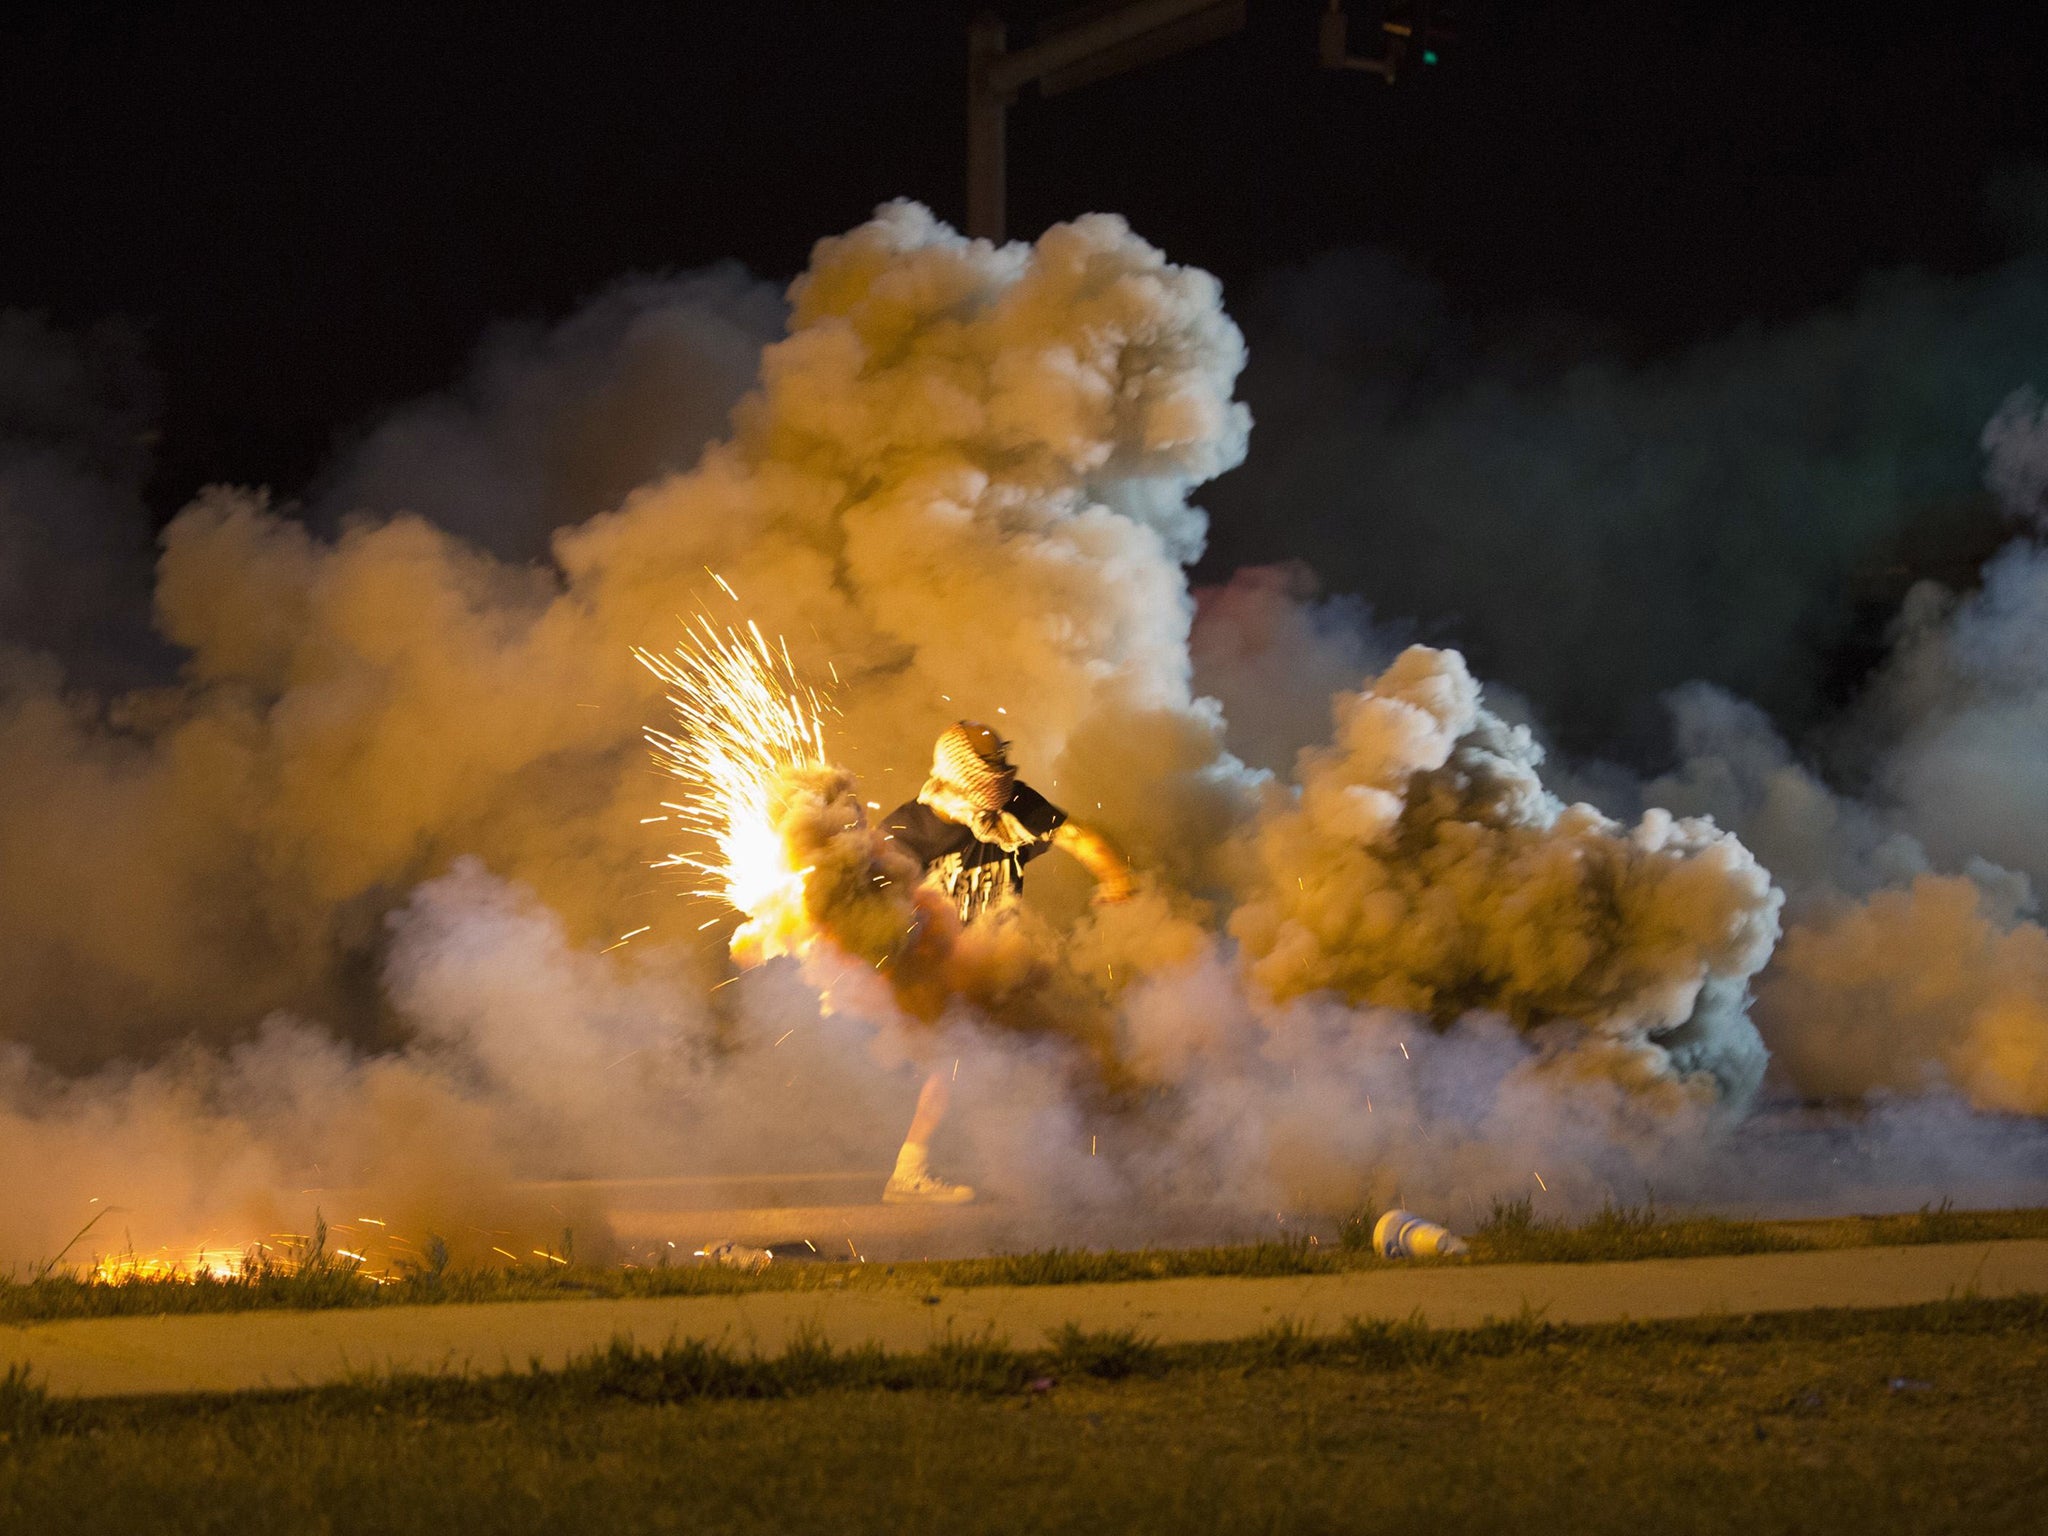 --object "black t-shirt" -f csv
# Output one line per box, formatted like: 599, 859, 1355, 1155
883, 782, 1067, 926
